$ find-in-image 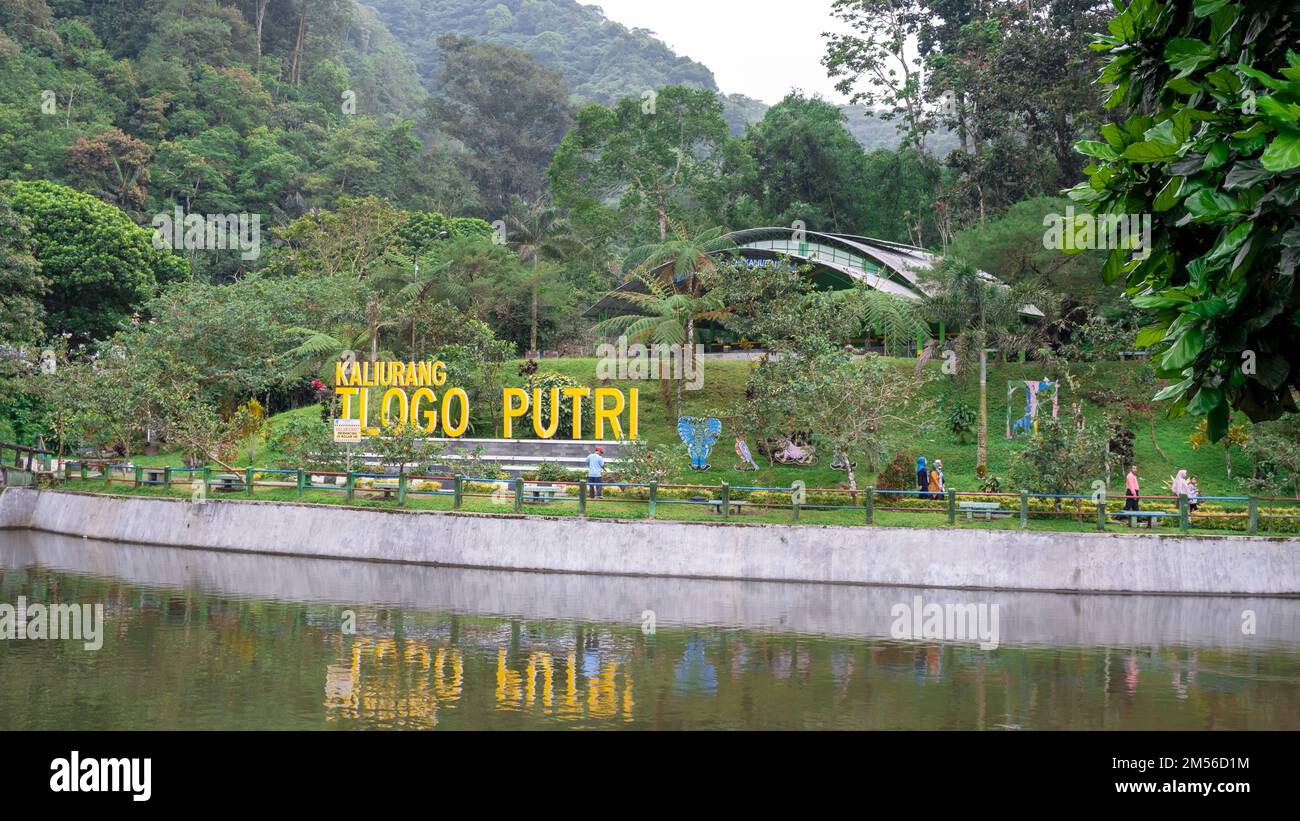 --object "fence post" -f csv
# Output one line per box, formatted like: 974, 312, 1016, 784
397, 474, 407, 507
1096, 497, 1106, 531
1178, 493, 1189, 534
296, 469, 305, 500
163, 466, 172, 491
648, 482, 657, 519
791, 484, 800, 522
345, 472, 355, 502
245, 466, 254, 498
80, 462, 88, 481
721, 482, 731, 519
453, 475, 463, 509
63, 462, 72, 482
133, 465, 142, 488
865, 487, 874, 524
1020, 490, 1029, 529
513, 477, 523, 513
946, 489, 956, 525
1248, 496, 1259, 535
104, 463, 112, 488
202, 467, 211, 497
578, 480, 587, 516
